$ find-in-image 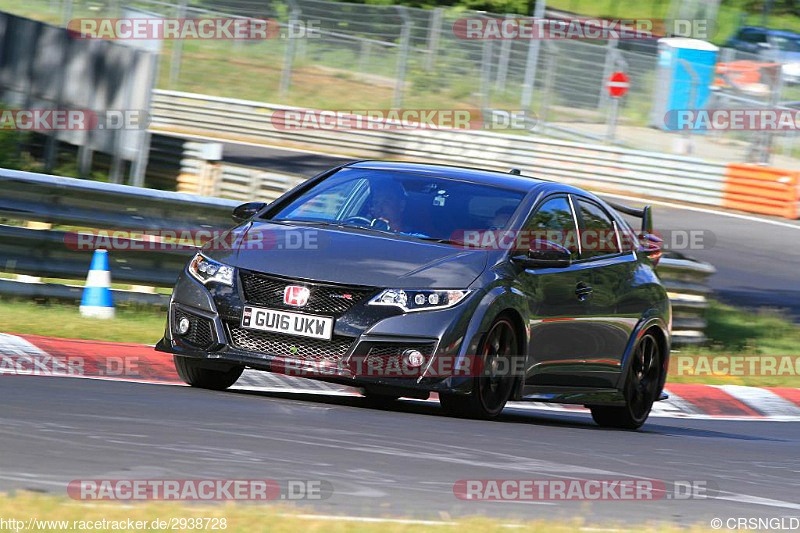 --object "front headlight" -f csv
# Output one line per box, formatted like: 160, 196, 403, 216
368, 289, 470, 312
187, 253, 235, 287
